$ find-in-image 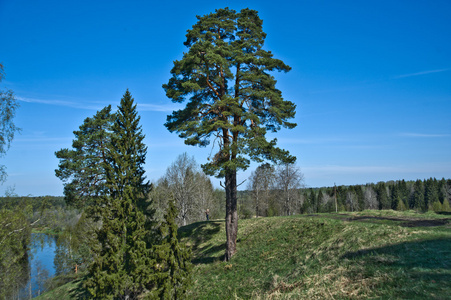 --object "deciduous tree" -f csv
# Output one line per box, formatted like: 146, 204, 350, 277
0, 63, 20, 183
248, 163, 275, 217
363, 185, 378, 210
162, 153, 214, 226
275, 163, 303, 215
164, 8, 296, 260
